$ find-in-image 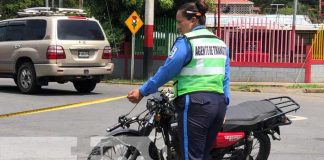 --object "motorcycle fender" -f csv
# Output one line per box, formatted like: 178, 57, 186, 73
94, 129, 142, 148
108, 128, 141, 136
